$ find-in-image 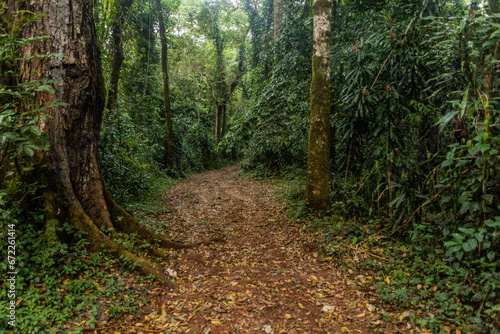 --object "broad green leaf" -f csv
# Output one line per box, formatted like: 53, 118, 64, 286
36, 85, 55, 94
485, 219, 500, 228
458, 228, 474, 236
24, 145, 34, 157
460, 84, 469, 117
483, 194, 494, 204
462, 238, 478, 252
438, 111, 457, 131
